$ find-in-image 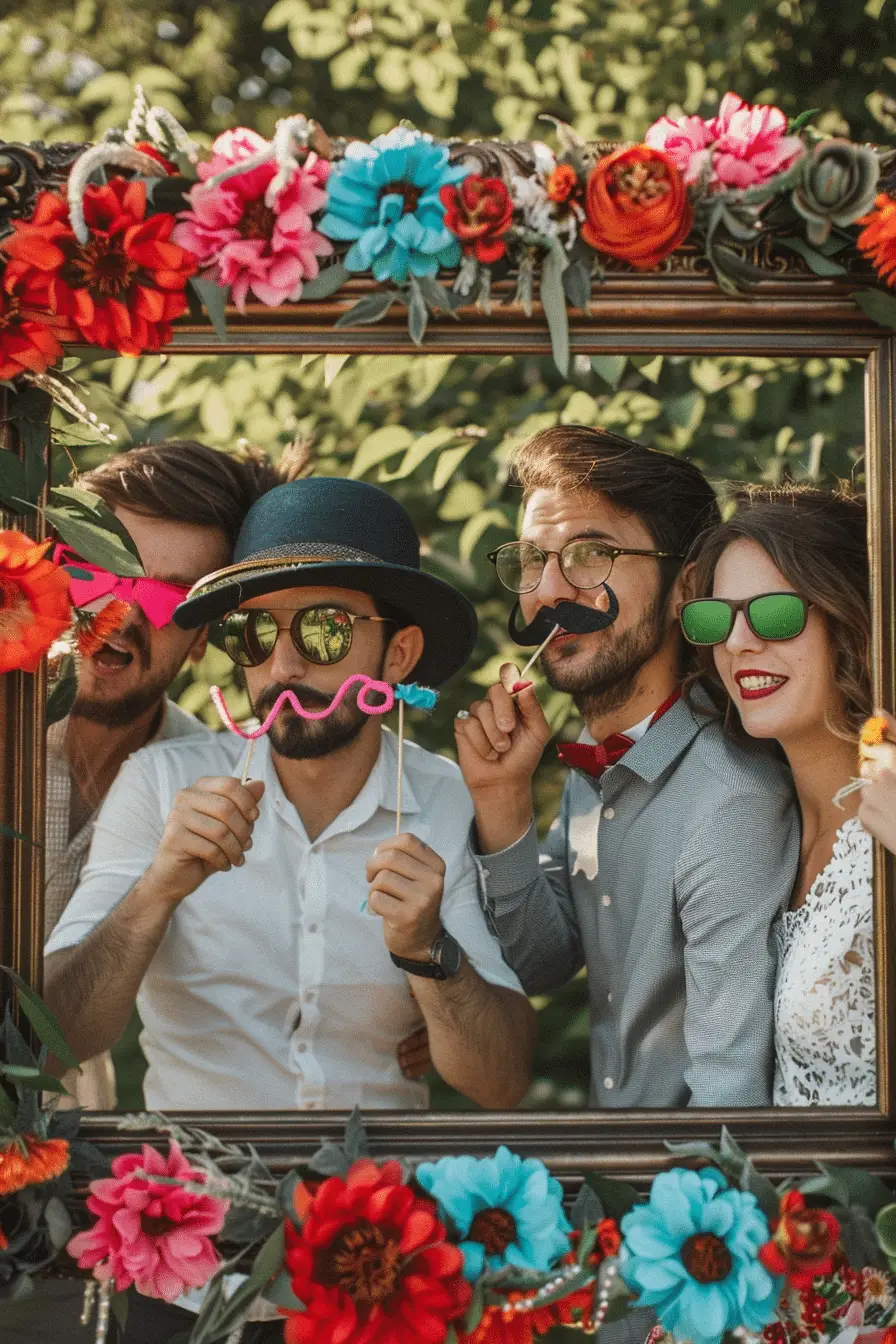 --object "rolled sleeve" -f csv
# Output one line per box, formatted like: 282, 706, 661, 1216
44, 752, 165, 956
441, 849, 524, 995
